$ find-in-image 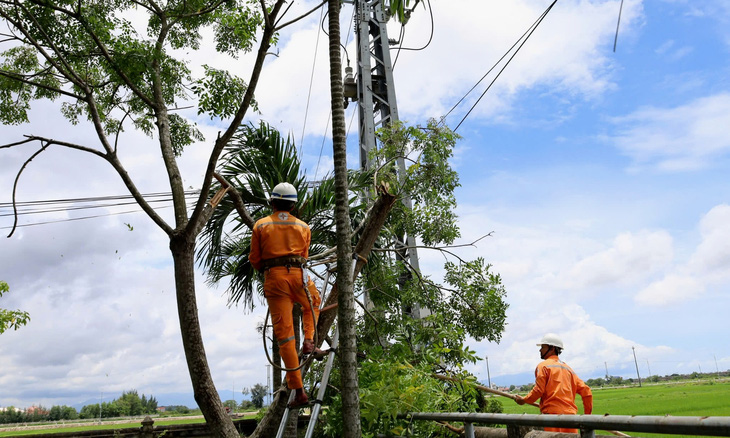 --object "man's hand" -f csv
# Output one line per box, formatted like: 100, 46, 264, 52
514, 396, 526, 405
